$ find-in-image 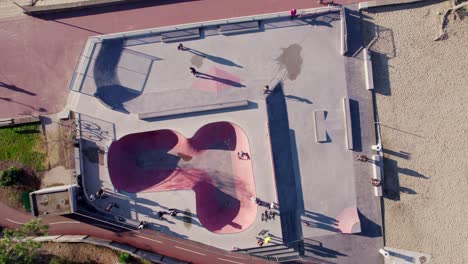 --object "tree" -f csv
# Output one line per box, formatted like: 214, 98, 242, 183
0, 219, 48, 264
0, 167, 23, 186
